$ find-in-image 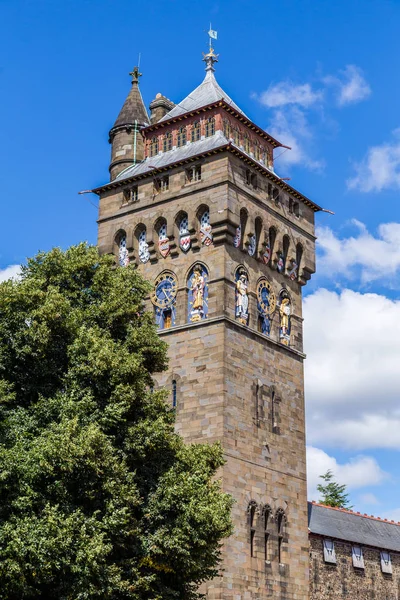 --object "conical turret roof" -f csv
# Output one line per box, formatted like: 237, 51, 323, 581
159, 49, 247, 122
112, 67, 150, 130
